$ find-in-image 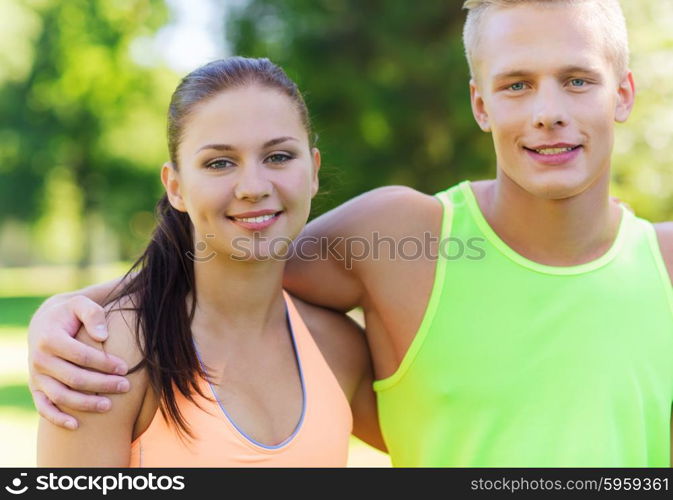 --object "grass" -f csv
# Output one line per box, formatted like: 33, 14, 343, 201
0, 283, 390, 467
0, 263, 130, 298
0, 383, 34, 412
0, 296, 36, 466
0, 296, 48, 326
